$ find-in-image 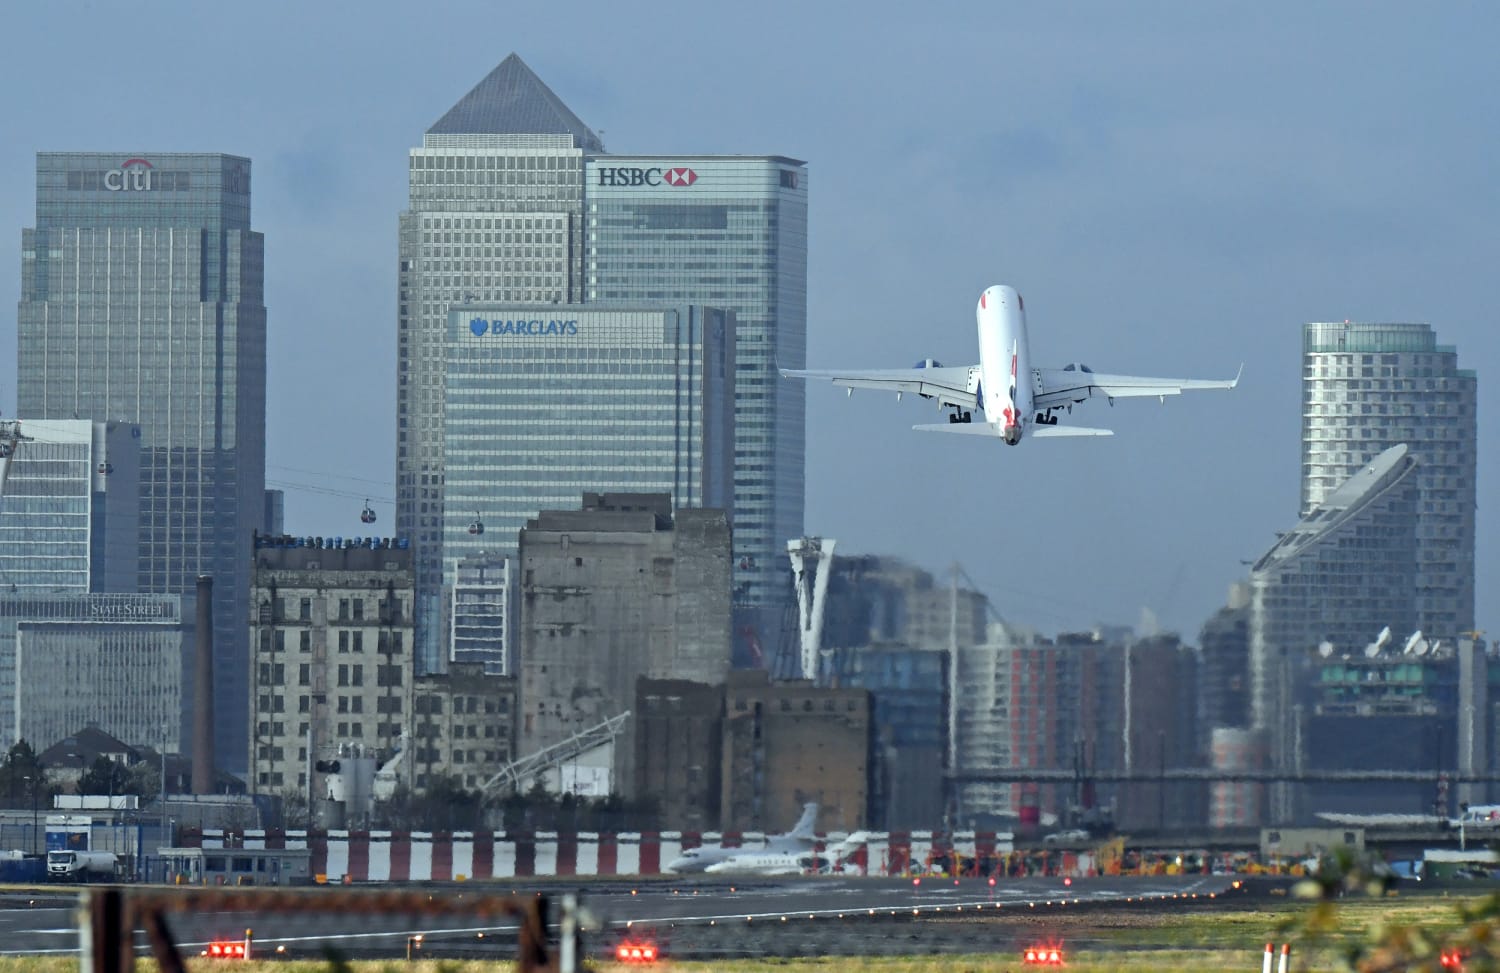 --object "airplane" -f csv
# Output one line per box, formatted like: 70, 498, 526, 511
702, 850, 832, 877
781, 285, 1240, 445
664, 803, 819, 874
